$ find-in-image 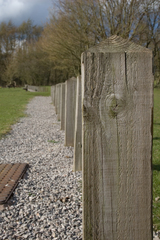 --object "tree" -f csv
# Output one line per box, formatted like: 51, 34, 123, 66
0, 20, 17, 85
1, 1, 160, 86
0, 19, 44, 86
139, 1, 160, 84
41, 0, 159, 80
